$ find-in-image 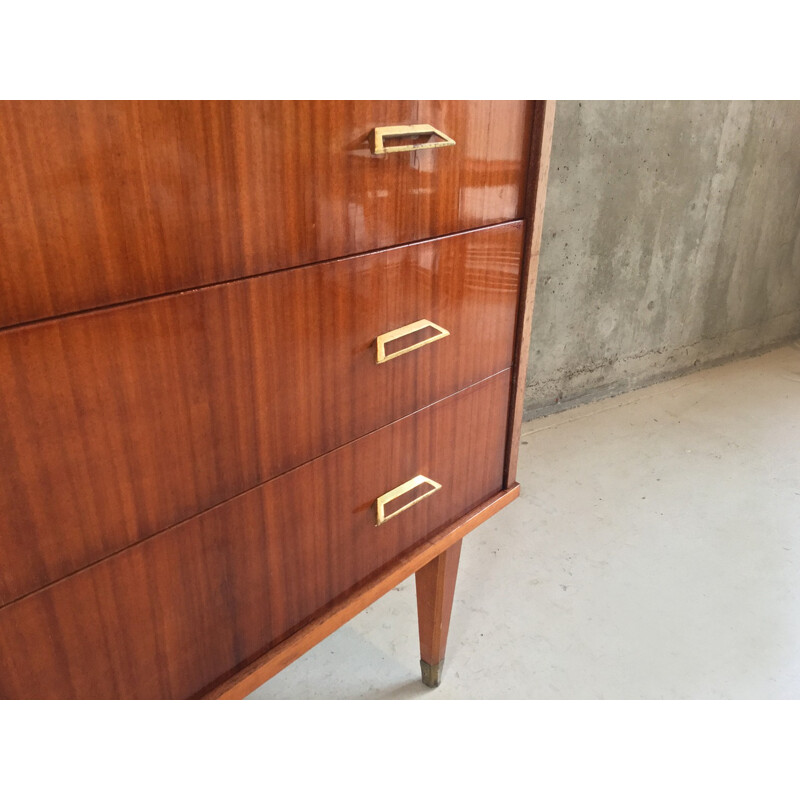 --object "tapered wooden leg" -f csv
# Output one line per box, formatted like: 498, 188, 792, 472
414, 539, 462, 687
